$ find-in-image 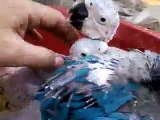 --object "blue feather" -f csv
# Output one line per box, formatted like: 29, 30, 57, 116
35, 54, 155, 120
73, 108, 105, 120
108, 112, 129, 120
75, 68, 90, 79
